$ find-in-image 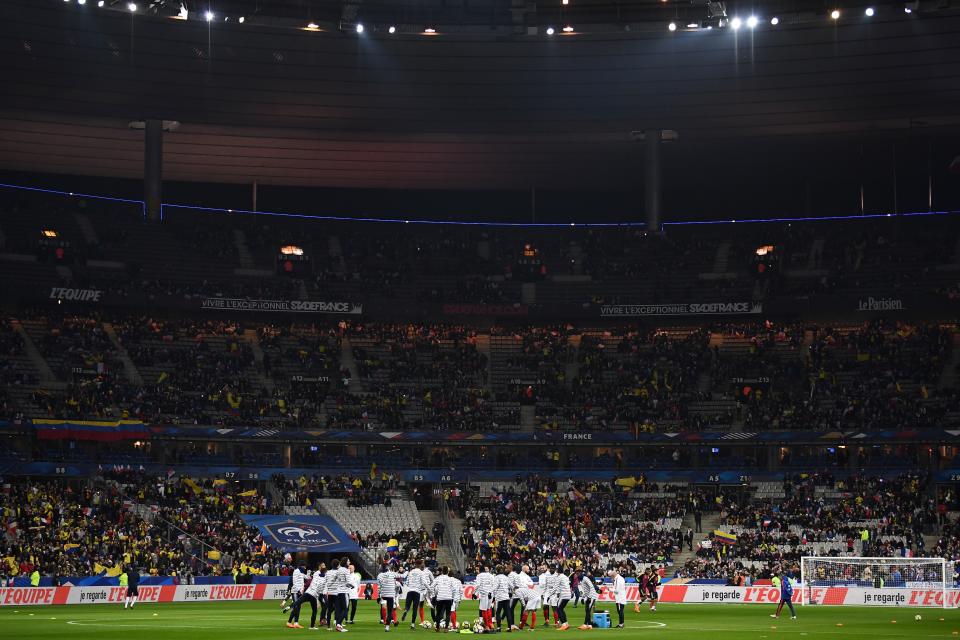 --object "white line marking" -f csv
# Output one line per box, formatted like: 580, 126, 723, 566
627, 621, 667, 629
